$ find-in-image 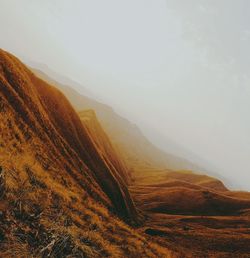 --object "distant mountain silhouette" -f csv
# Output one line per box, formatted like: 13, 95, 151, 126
31, 66, 207, 175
